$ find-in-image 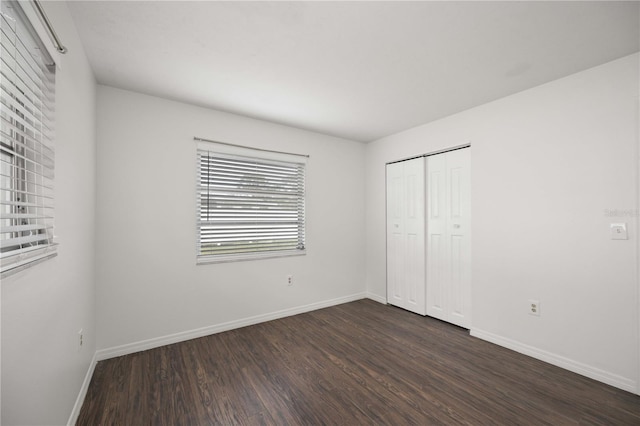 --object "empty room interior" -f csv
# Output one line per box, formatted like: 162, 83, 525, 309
1, 1, 640, 424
